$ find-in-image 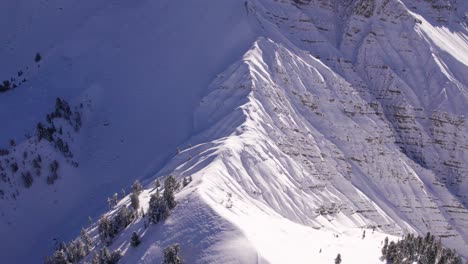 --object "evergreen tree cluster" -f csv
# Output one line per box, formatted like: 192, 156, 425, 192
0, 96, 83, 198
0, 53, 41, 93
45, 229, 93, 264
39, 97, 82, 144
148, 190, 170, 224
47, 97, 80, 129
47, 160, 60, 185
36, 122, 56, 142
382, 232, 463, 264
44, 176, 183, 263
0, 148, 9, 156
0, 80, 14, 92
0, 71, 26, 93
90, 247, 121, 264
148, 176, 177, 224
98, 205, 136, 245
